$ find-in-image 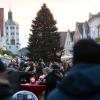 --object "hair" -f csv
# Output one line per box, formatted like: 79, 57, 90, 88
73, 39, 100, 64
51, 64, 60, 70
